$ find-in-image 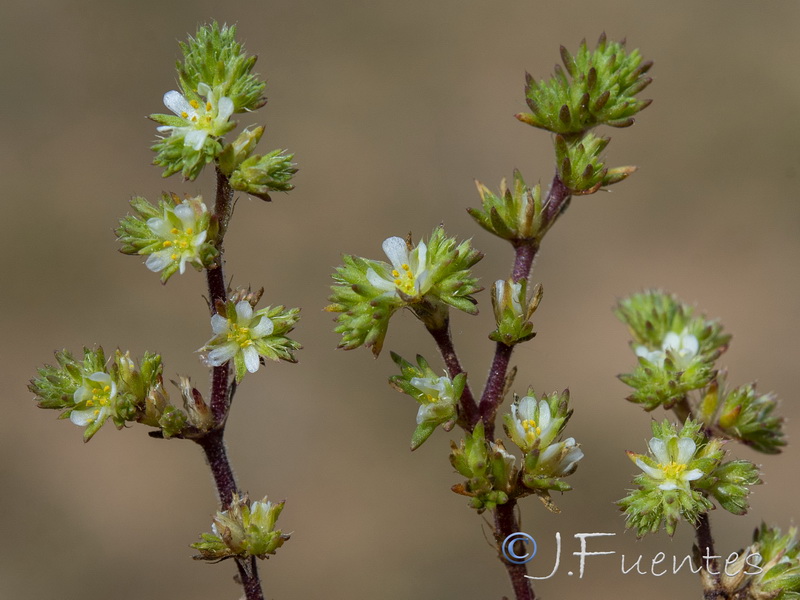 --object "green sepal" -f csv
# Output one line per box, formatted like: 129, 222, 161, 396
490, 279, 543, 346
228, 149, 298, 201
29, 347, 106, 411
424, 226, 483, 314
554, 132, 636, 195
750, 524, 800, 599
177, 22, 266, 113
411, 422, 437, 450
516, 33, 653, 136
